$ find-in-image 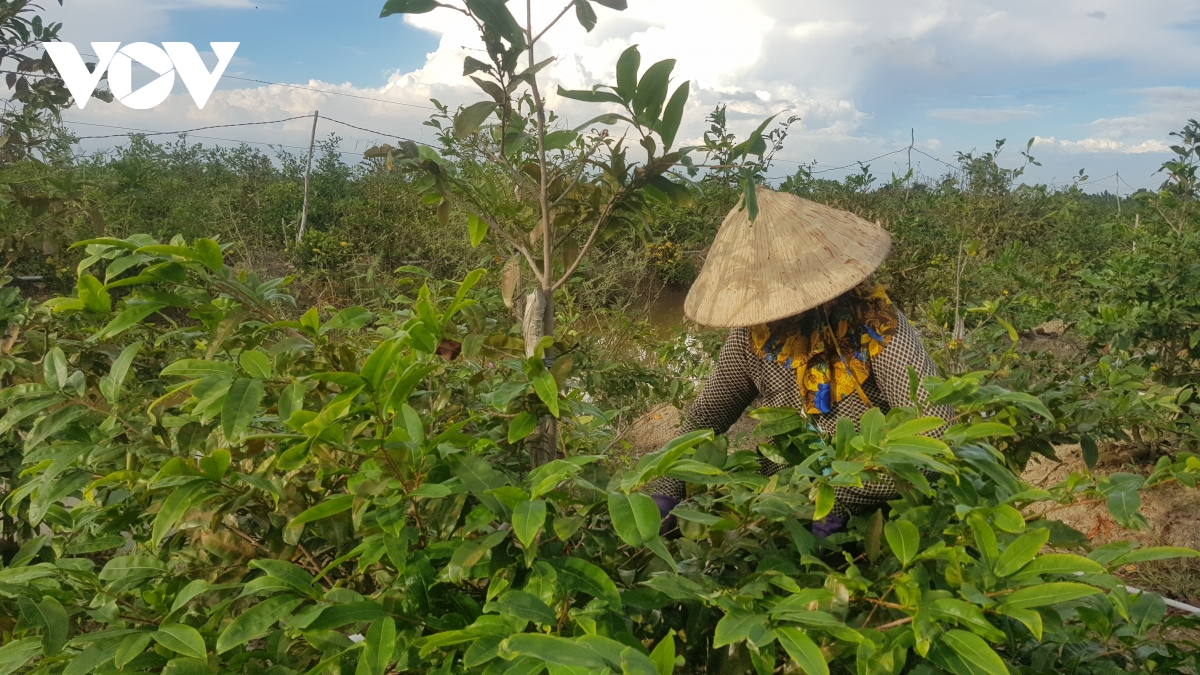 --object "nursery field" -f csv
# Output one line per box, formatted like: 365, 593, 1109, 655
4, 1, 1200, 674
